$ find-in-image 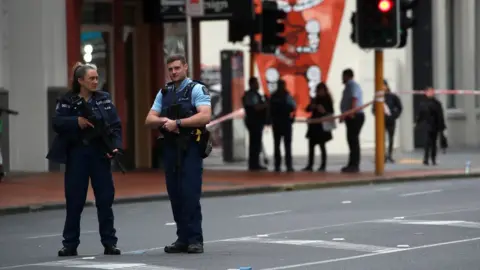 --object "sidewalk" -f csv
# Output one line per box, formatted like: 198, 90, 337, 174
1, 150, 480, 216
